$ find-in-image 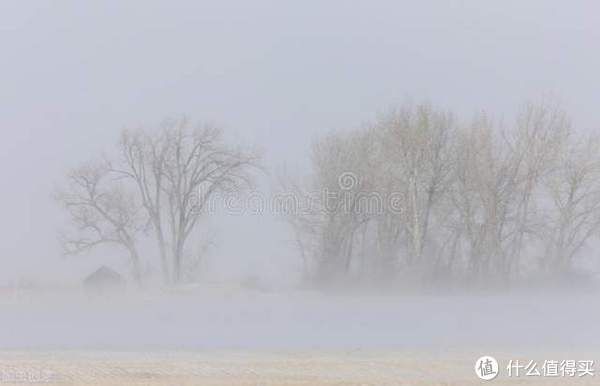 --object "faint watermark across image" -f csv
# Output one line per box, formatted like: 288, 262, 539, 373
190, 172, 405, 217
